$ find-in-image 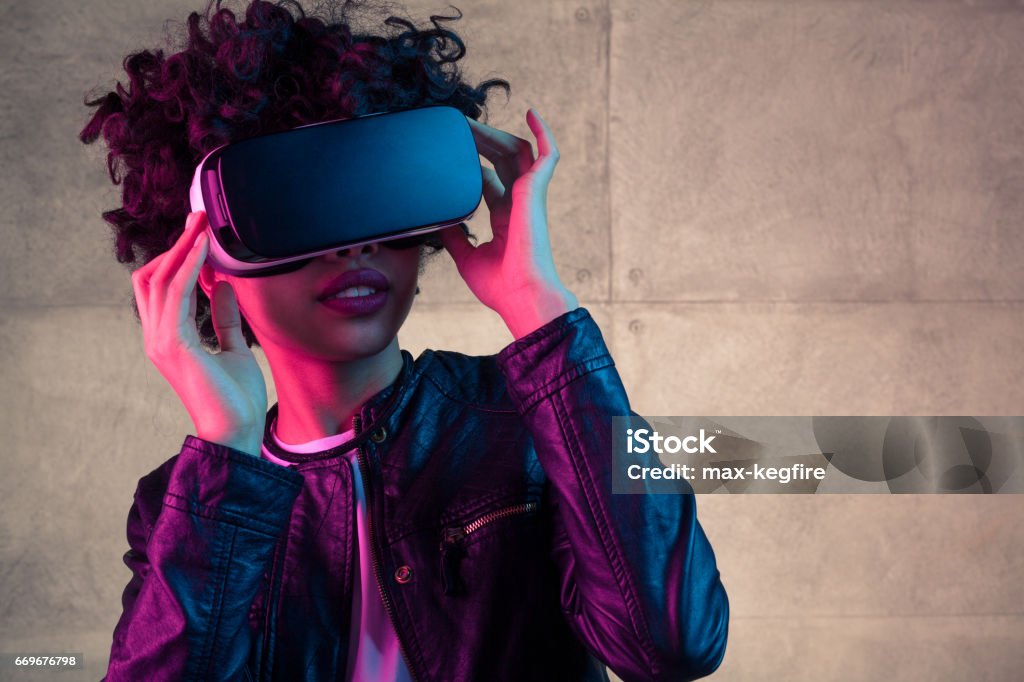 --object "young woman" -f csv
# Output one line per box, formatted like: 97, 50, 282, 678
80, 1, 729, 680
